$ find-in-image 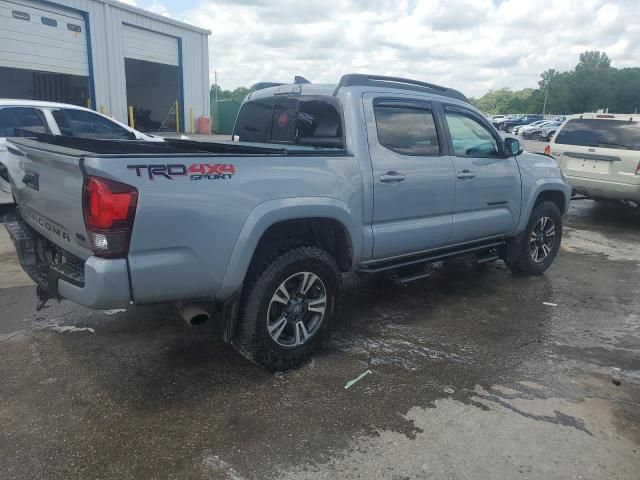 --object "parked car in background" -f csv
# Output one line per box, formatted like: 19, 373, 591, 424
529, 122, 562, 142
514, 120, 548, 136
548, 113, 640, 206
499, 114, 544, 132
0, 100, 162, 205
521, 121, 560, 139
491, 114, 506, 127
